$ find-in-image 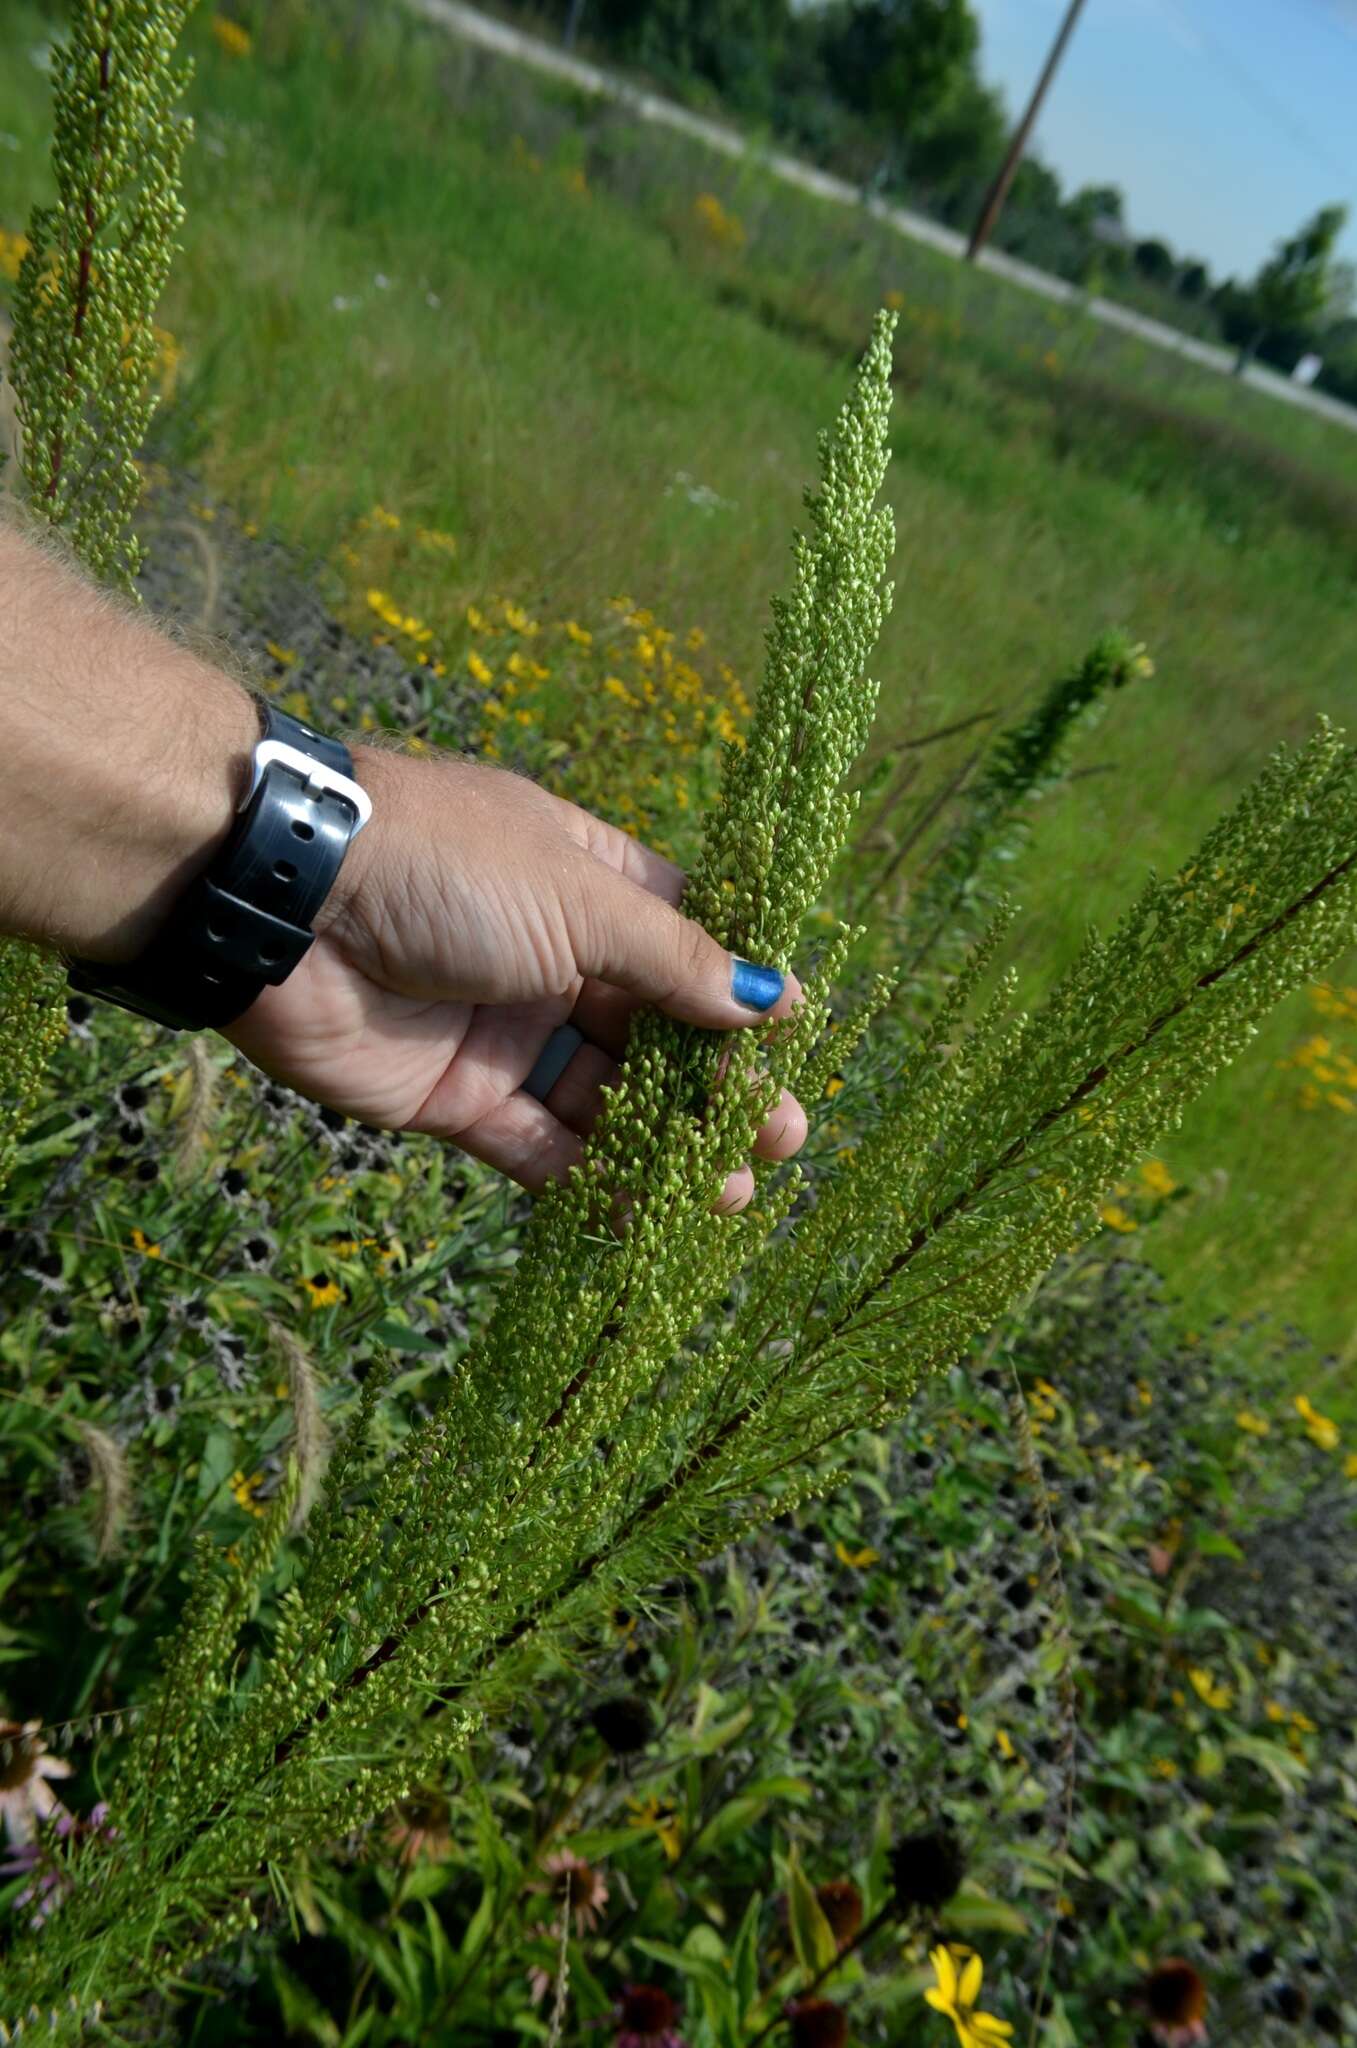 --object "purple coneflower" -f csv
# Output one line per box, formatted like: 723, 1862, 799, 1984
385, 1787, 453, 1866
533, 1848, 610, 1934
614, 1984, 685, 2048
0, 1721, 71, 1846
